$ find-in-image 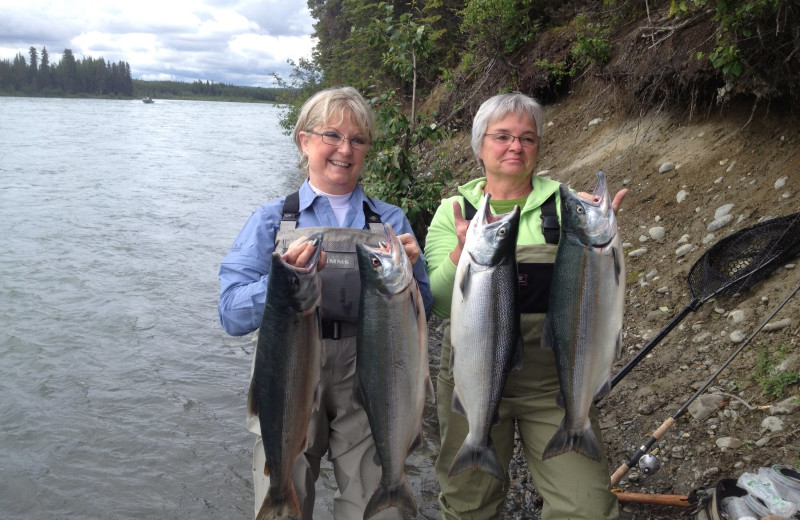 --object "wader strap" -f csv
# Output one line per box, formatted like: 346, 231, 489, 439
461, 192, 560, 244
279, 191, 301, 232
540, 193, 559, 245
279, 190, 384, 233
